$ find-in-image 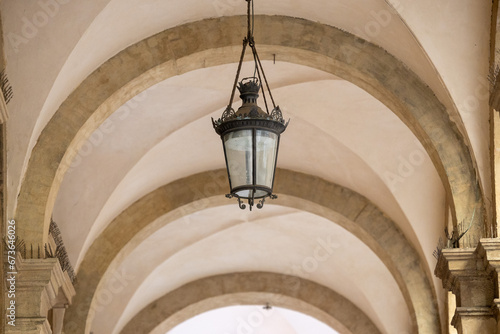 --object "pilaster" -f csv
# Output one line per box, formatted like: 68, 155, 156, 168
435, 244, 497, 333
452, 307, 497, 333
6, 253, 75, 334
478, 239, 500, 330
